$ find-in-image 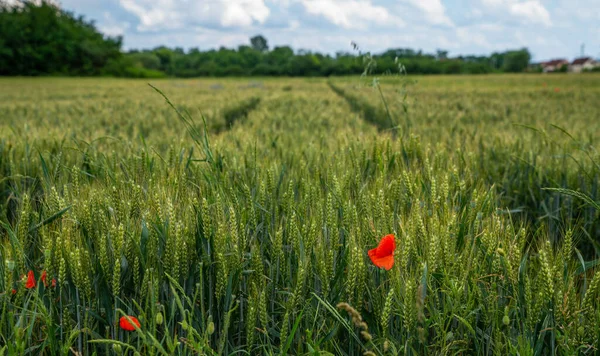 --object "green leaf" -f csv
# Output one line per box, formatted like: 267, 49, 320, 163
542, 187, 600, 212
29, 205, 72, 233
